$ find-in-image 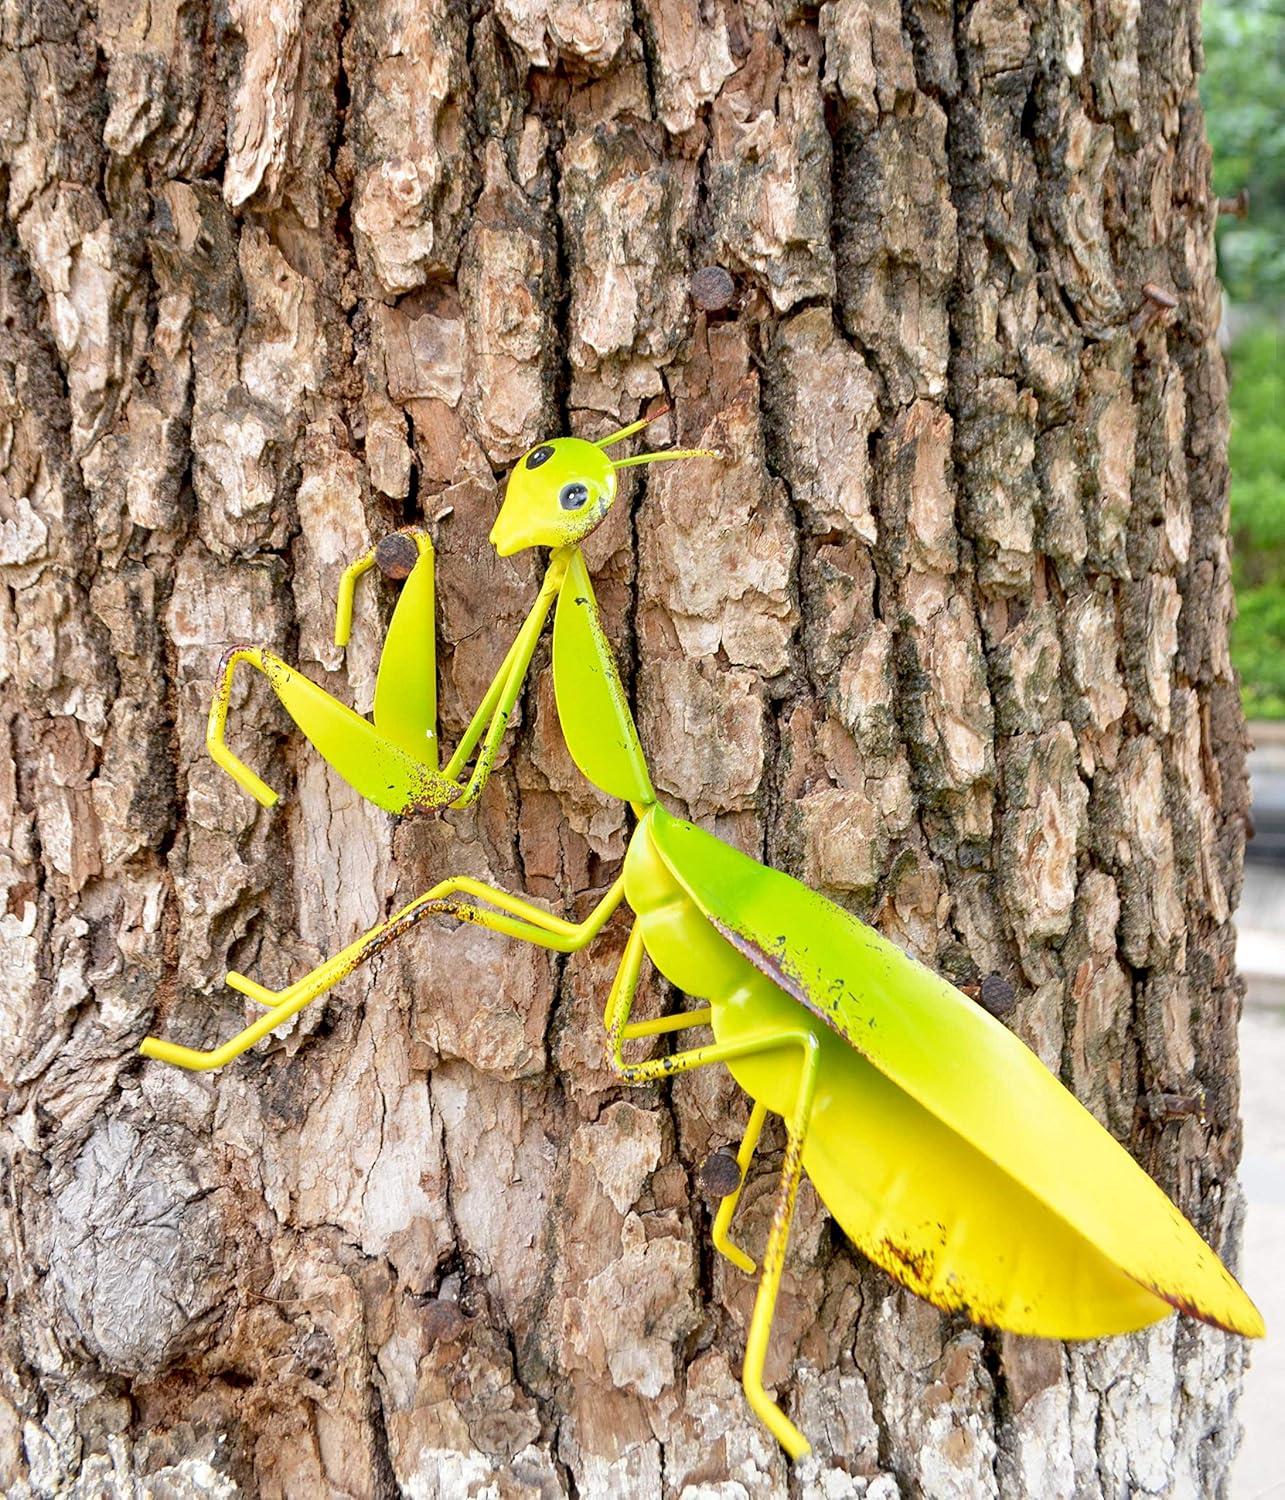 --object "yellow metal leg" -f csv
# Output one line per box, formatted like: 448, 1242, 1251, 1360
141, 875, 628, 1071
207, 647, 281, 807
610, 1019, 819, 1461
372, 534, 439, 766
601, 929, 762, 1275
742, 1057, 817, 1463
712, 1099, 769, 1277
602, 921, 711, 1059
445, 552, 570, 808
334, 547, 378, 648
